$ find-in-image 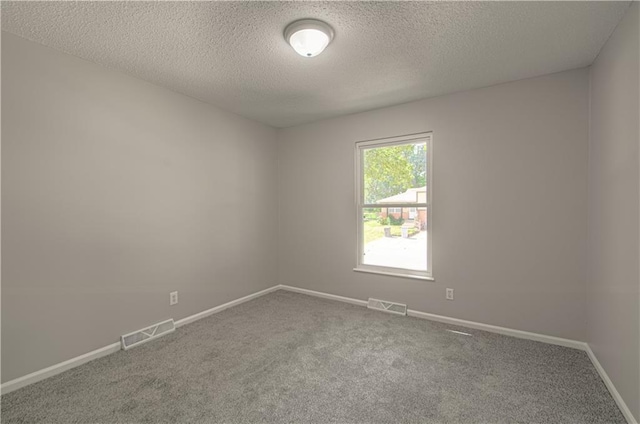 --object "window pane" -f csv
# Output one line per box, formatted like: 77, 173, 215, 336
363, 142, 427, 204
362, 207, 428, 271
